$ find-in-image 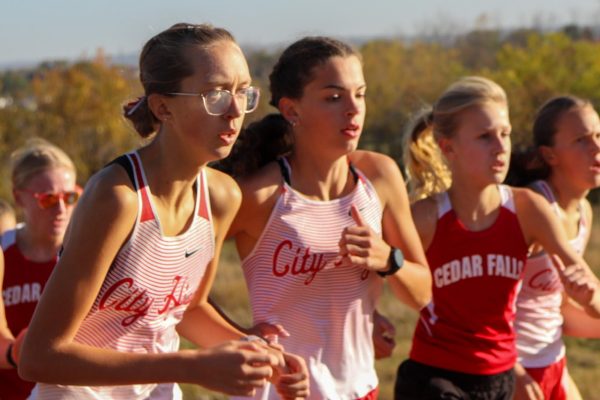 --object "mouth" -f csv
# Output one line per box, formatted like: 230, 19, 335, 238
218, 129, 238, 146
341, 123, 361, 138
491, 160, 507, 172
